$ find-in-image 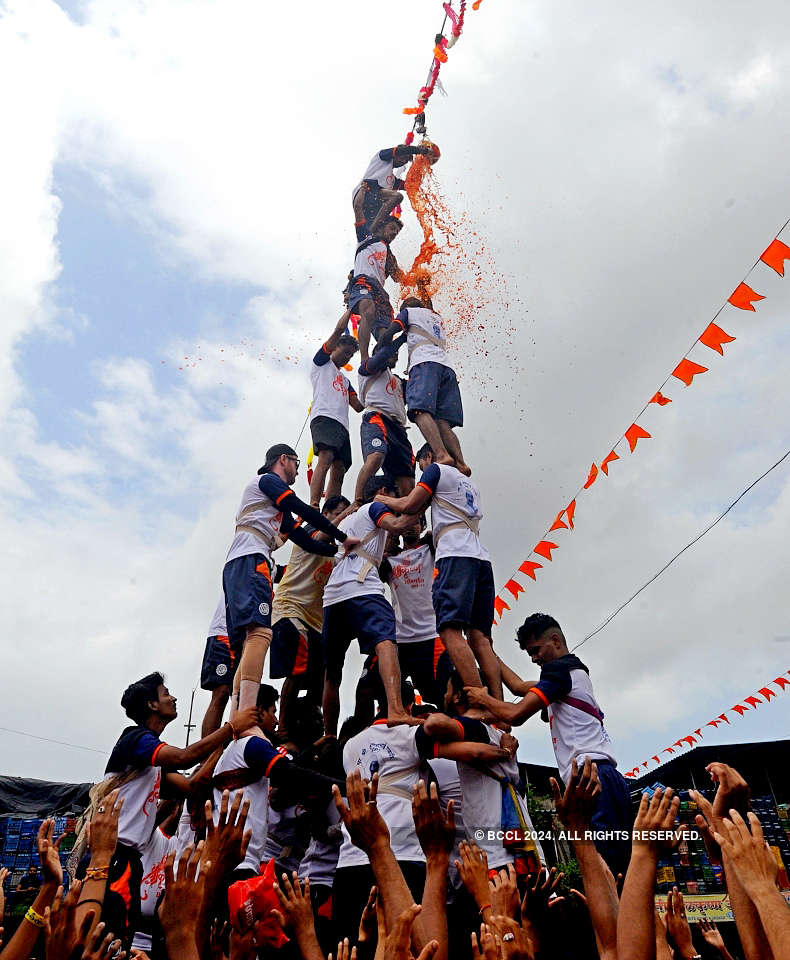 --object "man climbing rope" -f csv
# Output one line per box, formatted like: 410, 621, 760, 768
348, 217, 404, 363
352, 143, 438, 241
